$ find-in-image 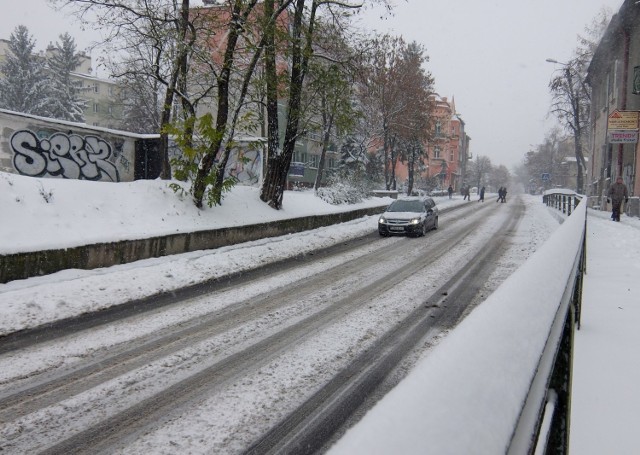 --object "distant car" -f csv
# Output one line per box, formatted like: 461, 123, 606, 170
378, 197, 439, 237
